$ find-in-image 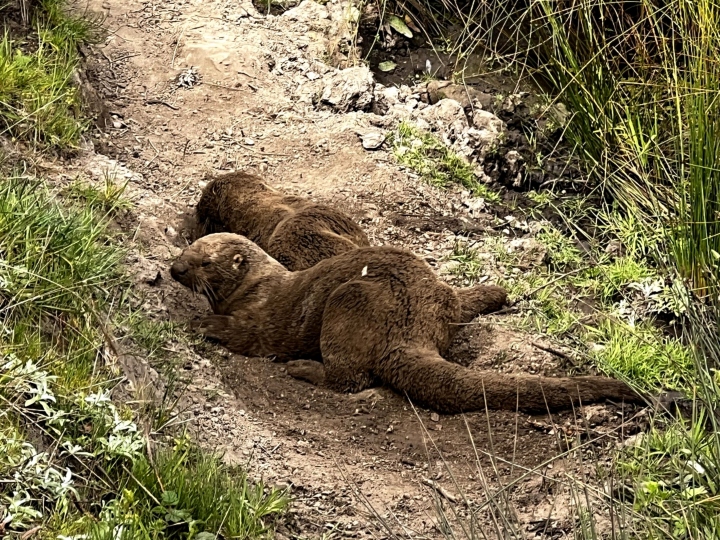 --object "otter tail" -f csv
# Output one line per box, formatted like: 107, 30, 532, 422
378, 347, 644, 413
